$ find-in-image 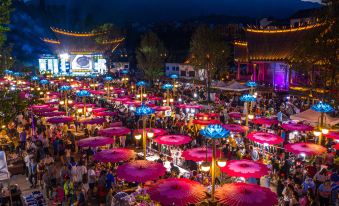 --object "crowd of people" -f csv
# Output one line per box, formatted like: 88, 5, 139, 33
0, 79, 337, 206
